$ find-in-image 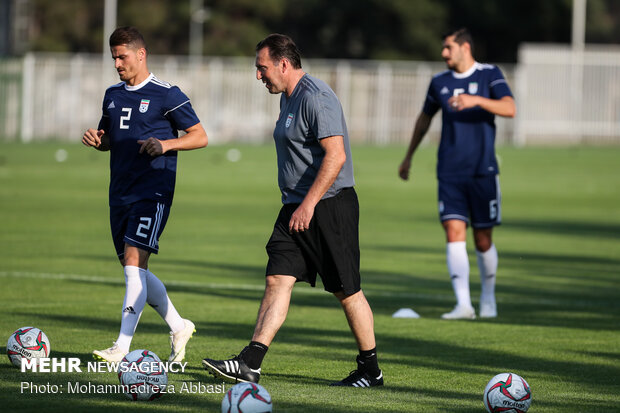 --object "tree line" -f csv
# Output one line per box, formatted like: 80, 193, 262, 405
26, 0, 620, 62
